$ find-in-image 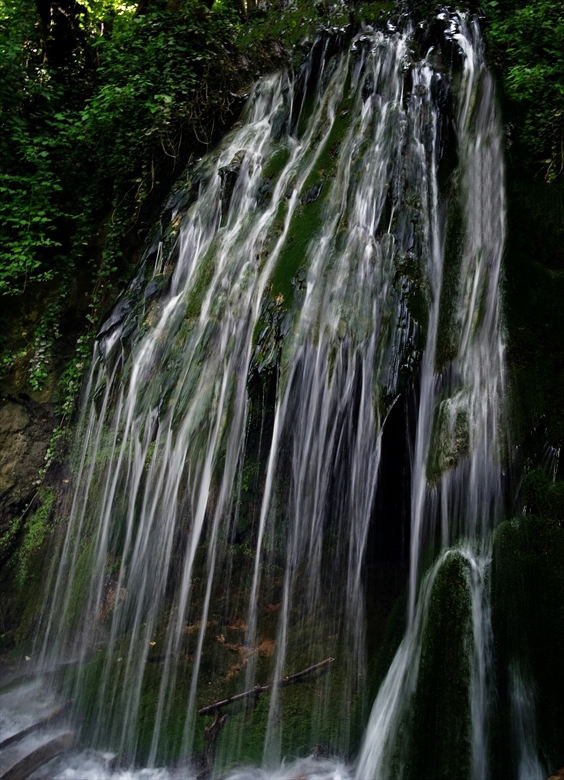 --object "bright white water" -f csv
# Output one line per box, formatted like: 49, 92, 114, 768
0, 681, 58, 743
357, 15, 505, 780
30, 13, 509, 779
27, 754, 351, 779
